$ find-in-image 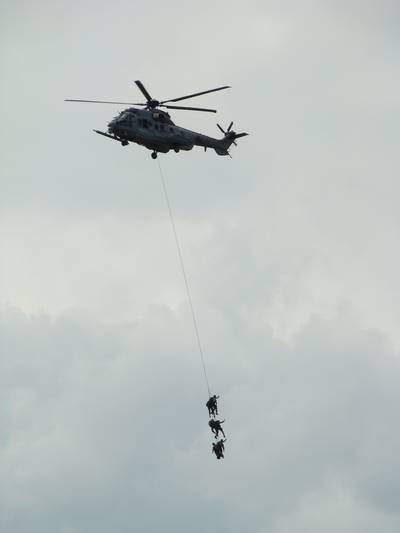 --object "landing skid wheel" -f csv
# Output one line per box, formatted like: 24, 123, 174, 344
121, 140, 128, 146
151, 151, 158, 159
